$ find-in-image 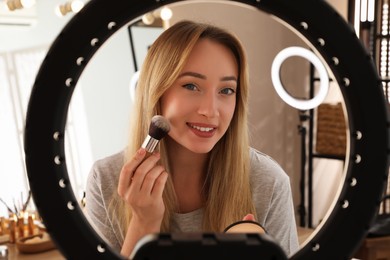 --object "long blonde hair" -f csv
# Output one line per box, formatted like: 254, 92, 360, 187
110, 20, 255, 237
